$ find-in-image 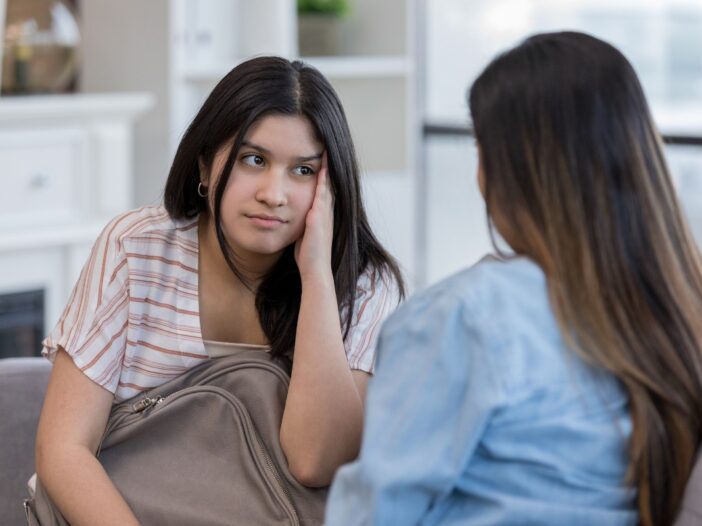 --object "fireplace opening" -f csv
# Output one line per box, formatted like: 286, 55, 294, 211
0, 289, 44, 358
